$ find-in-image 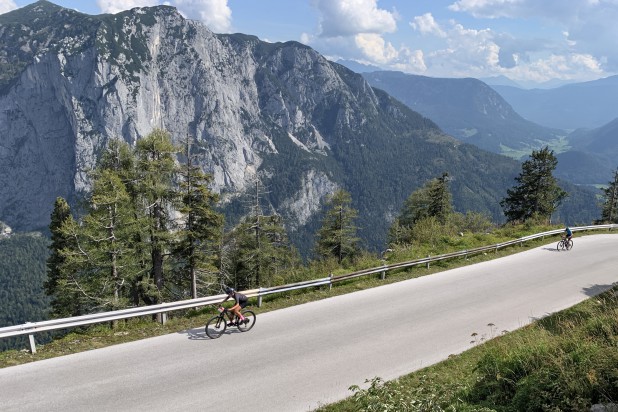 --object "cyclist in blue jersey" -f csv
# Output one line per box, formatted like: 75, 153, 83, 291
565, 226, 573, 241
